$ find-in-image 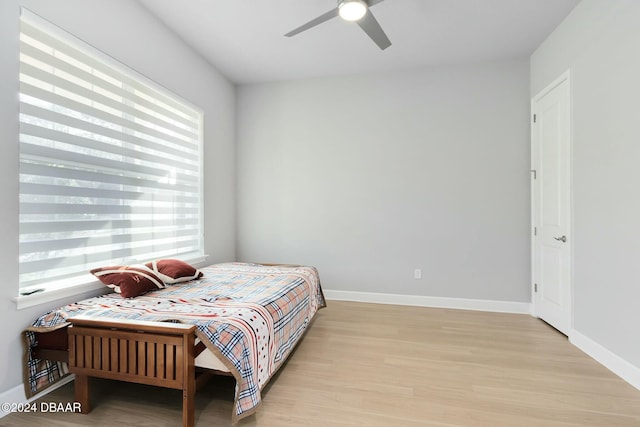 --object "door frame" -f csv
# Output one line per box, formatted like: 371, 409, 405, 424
530, 69, 573, 333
